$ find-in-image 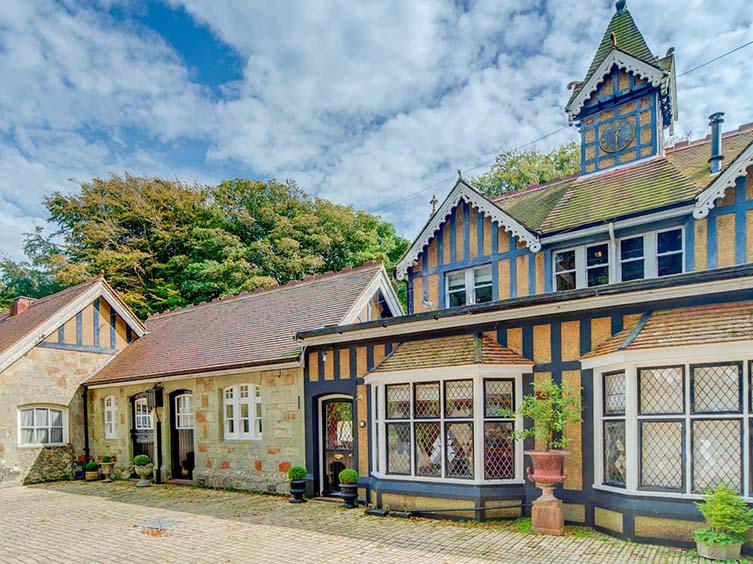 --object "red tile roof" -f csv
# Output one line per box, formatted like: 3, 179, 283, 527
87, 262, 387, 384
0, 277, 102, 359
372, 334, 532, 373
584, 301, 753, 358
